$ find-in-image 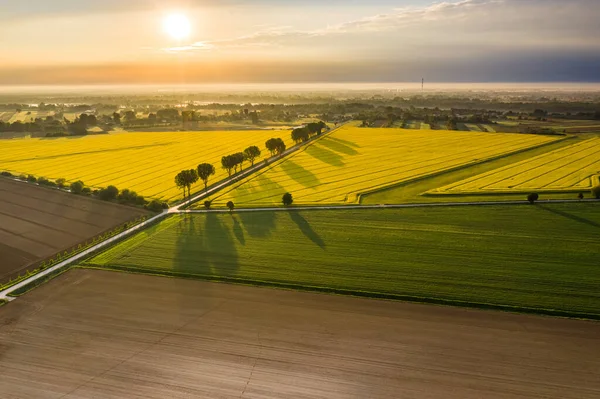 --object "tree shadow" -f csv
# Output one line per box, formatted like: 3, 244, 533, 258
232, 216, 246, 245
280, 159, 320, 188
239, 211, 277, 238
204, 212, 239, 277
306, 144, 345, 167
289, 211, 326, 249
174, 215, 211, 276
327, 136, 361, 148
318, 138, 360, 156
536, 205, 600, 229
232, 172, 285, 204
